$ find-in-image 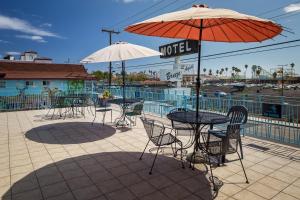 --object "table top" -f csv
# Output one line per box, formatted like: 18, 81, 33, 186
108, 98, 141, 105
167, 111, 230, 125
